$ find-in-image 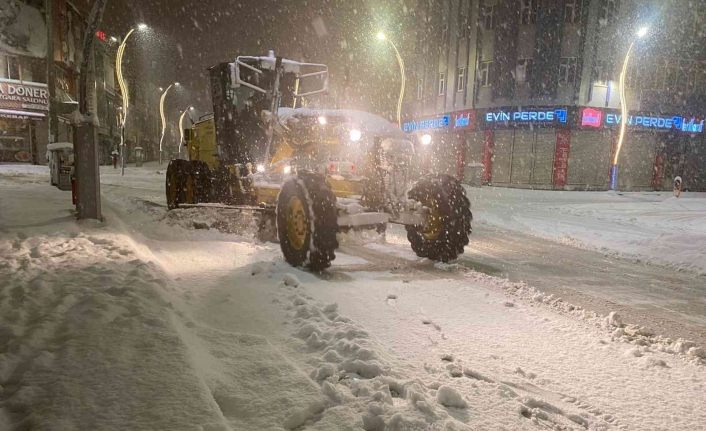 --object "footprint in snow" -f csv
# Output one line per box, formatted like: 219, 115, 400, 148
282, 274, 301, 287
421, 318, 441, 331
